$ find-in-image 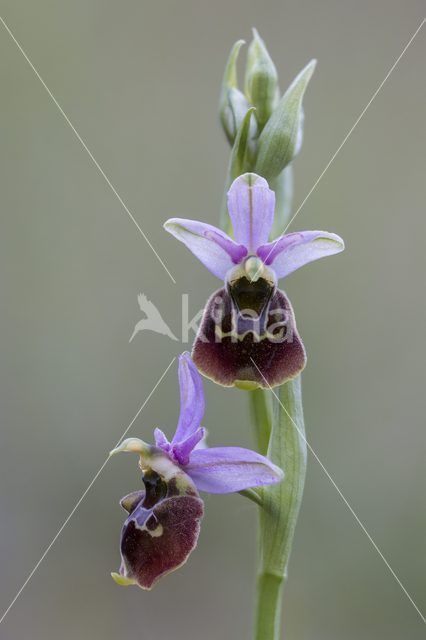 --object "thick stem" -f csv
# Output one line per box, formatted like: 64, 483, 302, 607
254, 376, 307, 640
